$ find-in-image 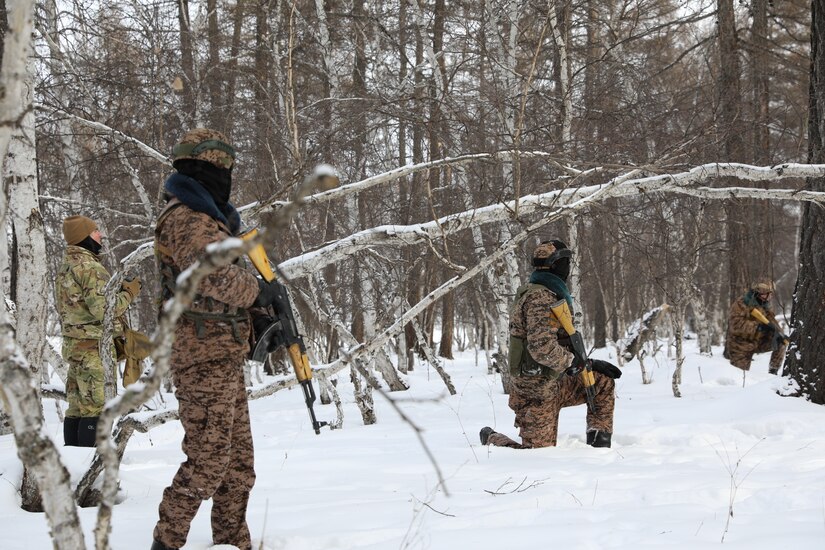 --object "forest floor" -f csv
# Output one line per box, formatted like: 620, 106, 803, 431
0, 337, 823, 549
